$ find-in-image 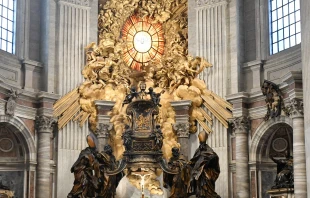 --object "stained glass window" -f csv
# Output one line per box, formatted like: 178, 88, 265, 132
270, 0, 300, 55
0, 0, 15, 54
122, 15, 164, 71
